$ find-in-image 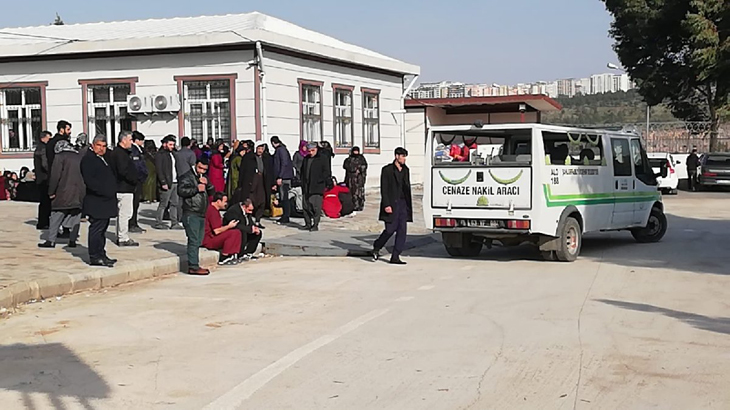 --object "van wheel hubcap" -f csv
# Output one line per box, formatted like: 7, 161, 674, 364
646, 215, 661, 236
566, 227, 578, 254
